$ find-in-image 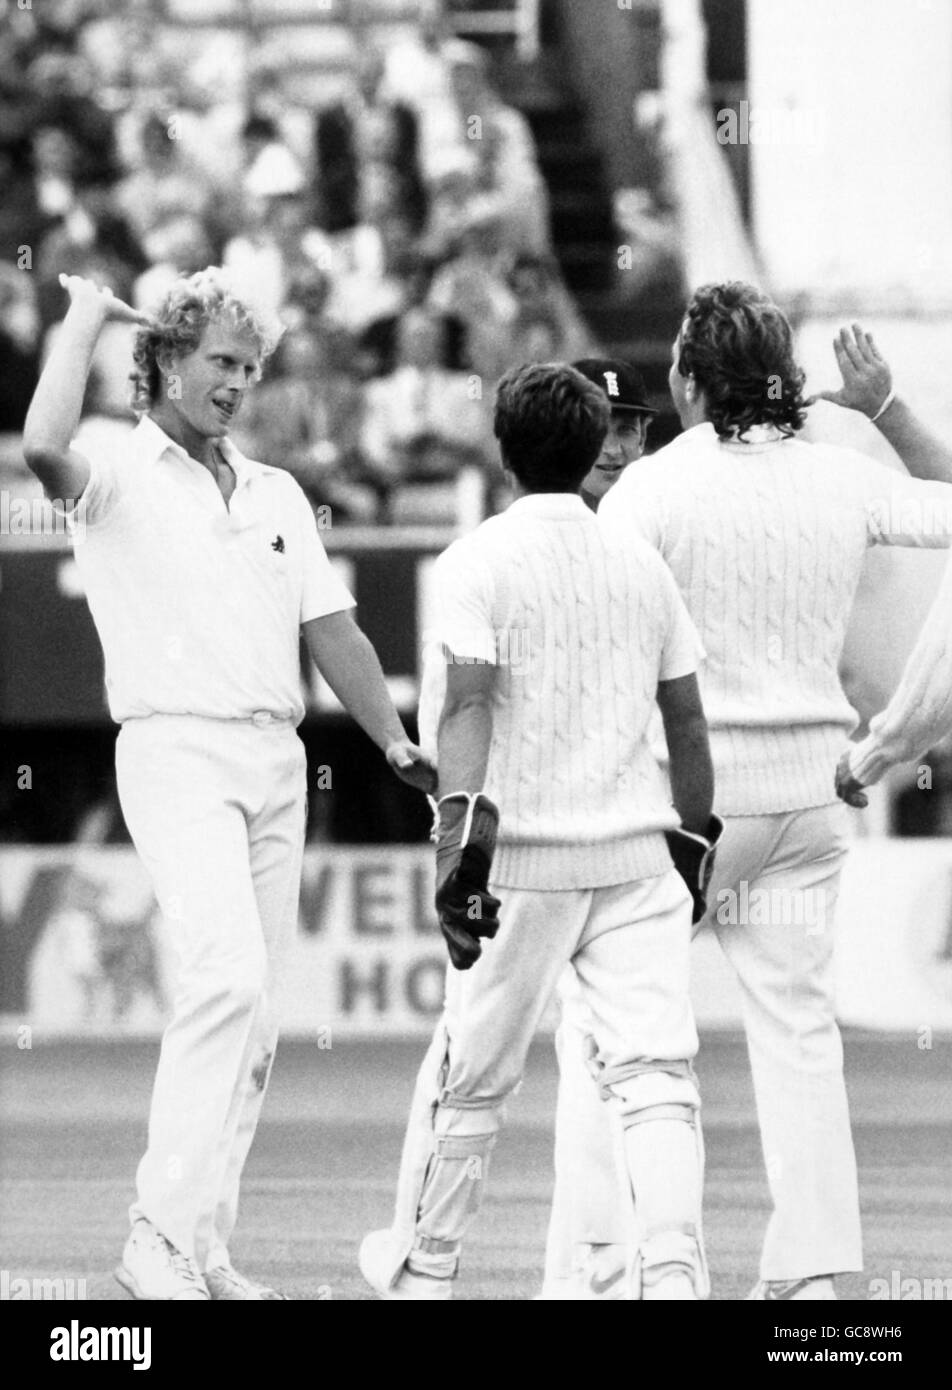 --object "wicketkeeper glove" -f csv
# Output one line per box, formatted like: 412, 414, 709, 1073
433, 792, 501, 971
665, 814, 724, 925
